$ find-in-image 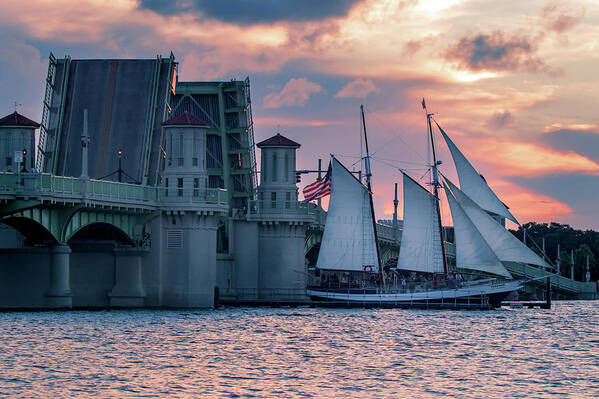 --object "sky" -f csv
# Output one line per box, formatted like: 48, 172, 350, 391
1, 0, 598, 229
